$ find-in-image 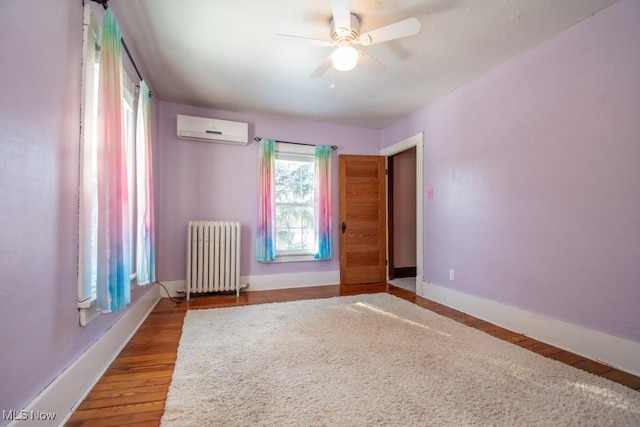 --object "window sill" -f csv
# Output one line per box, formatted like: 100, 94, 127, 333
77, 275, 137, 326
273, 254, 318, 263
77, 295, 96, 310
78, 300, 101, 326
